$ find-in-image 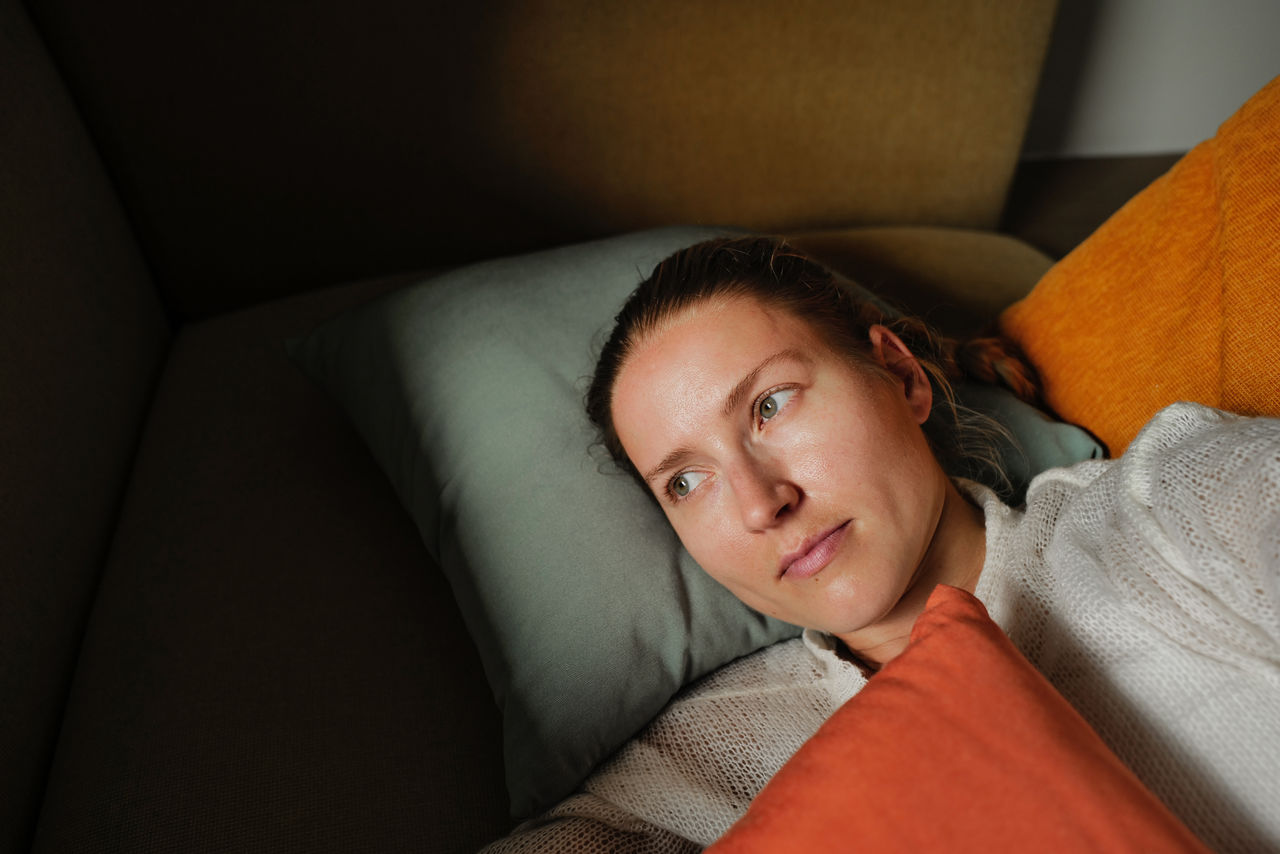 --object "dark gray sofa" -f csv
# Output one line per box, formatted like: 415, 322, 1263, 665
2, 1, 1064, 850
